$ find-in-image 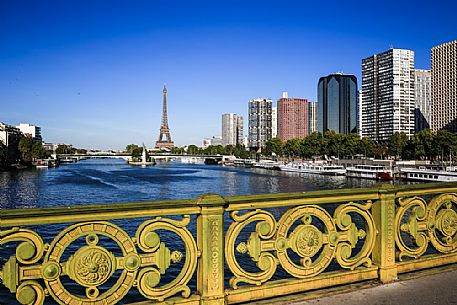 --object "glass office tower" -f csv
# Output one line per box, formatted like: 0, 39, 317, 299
317, 73, 358, 134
